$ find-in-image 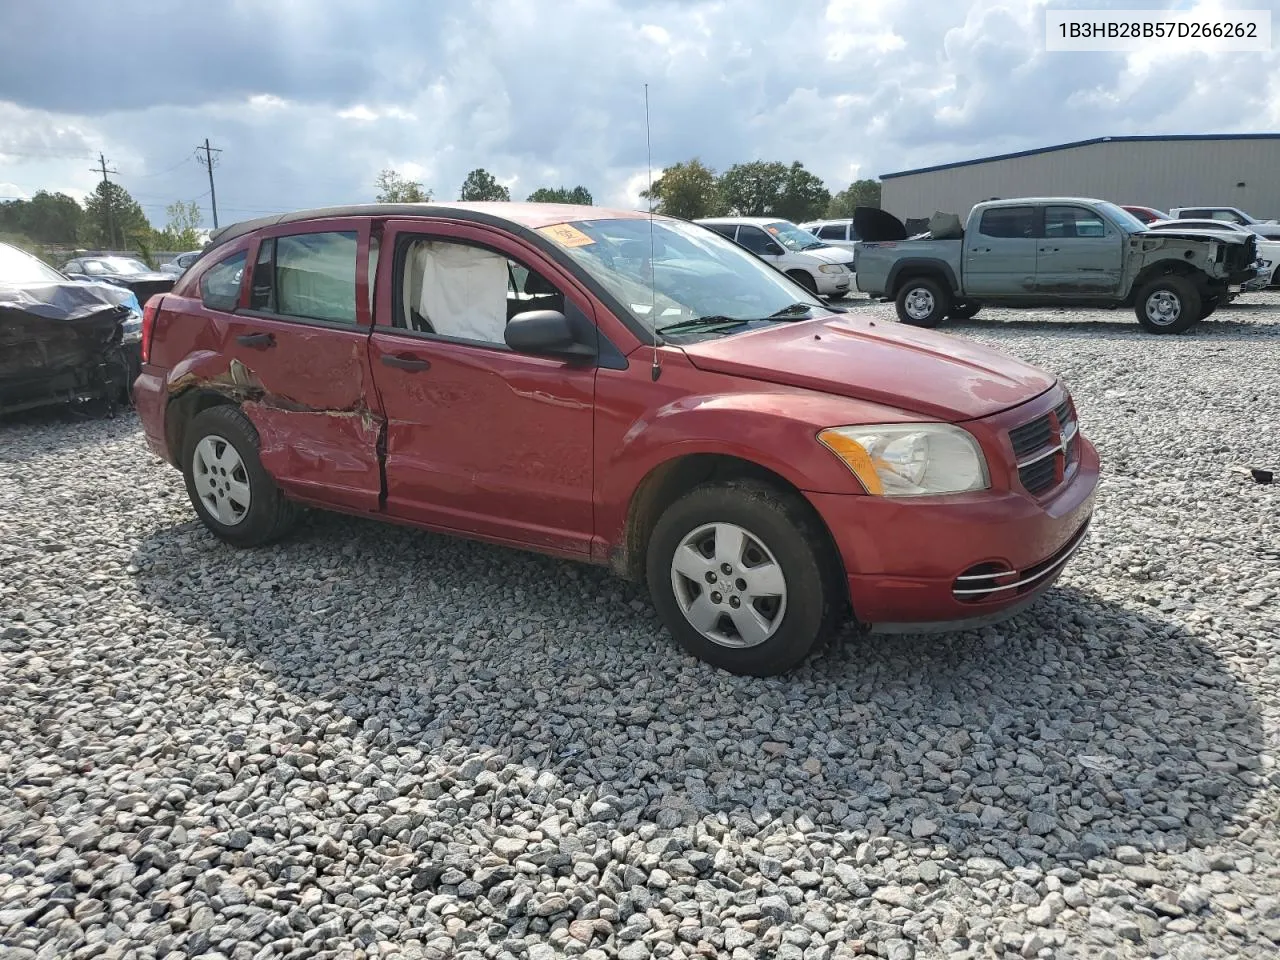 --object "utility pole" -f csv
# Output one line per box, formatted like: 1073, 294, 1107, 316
90, 153, 120, 249
196, 138, 222, 228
